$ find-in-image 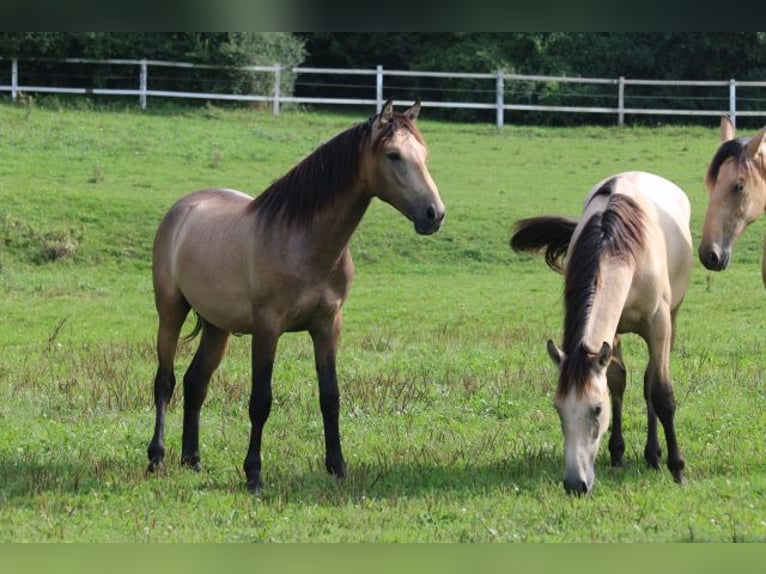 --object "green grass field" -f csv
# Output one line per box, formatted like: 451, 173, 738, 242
1, 100, 765, 542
